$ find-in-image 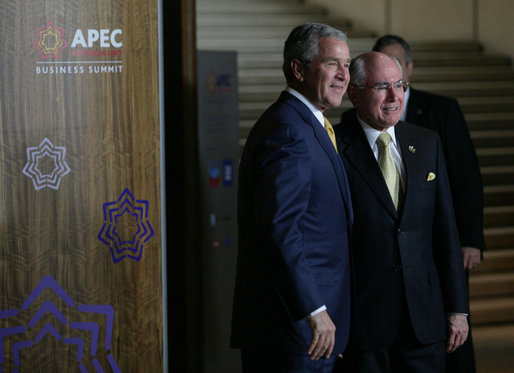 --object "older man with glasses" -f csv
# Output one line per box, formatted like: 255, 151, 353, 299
333, 52, 469, 373
340, 34, 485, 373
